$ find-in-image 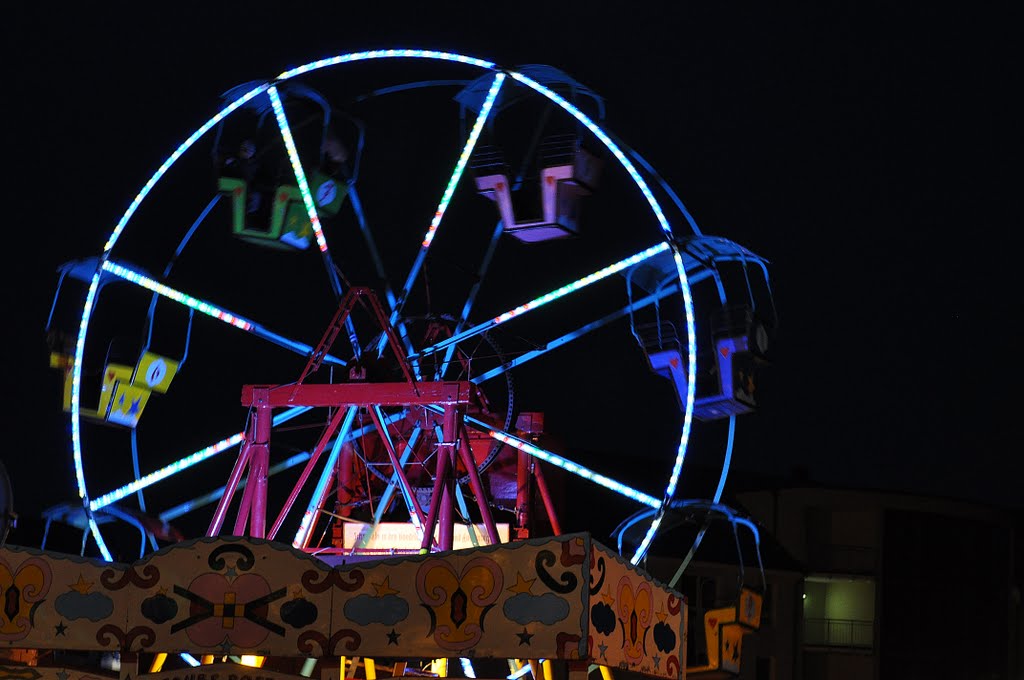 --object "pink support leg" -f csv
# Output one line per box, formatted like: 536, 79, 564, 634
419, 438, 452, 553
532, 461, 562, 536
516, 449, 531, 539
248, 403, 273, 538
437, 406, 459, 551
457, 423, 501, 544
208, 428, 254, 536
